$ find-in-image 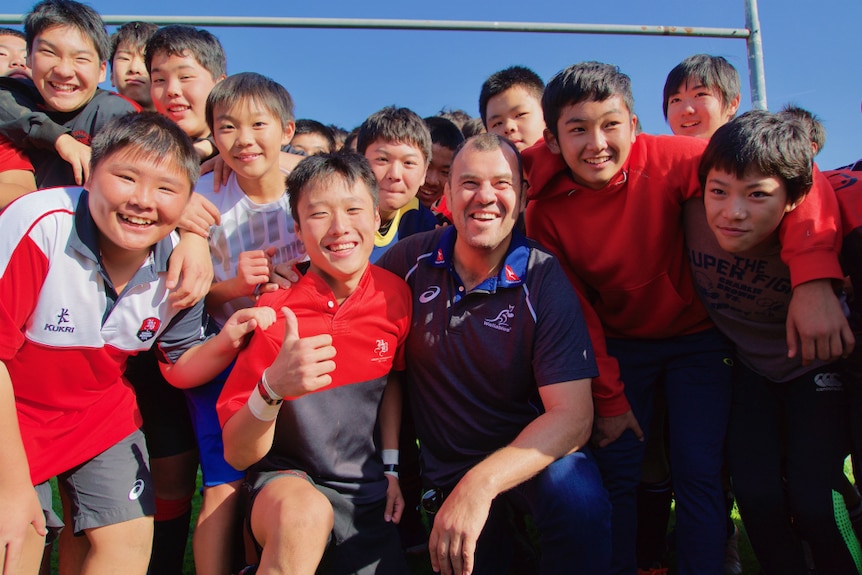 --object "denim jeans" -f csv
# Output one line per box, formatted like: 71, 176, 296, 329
594, 328, 734, 575
432, 448, 611, 575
